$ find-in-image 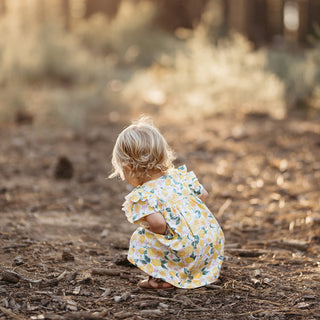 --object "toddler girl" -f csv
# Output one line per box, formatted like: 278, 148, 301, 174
110, 118, 224, 290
